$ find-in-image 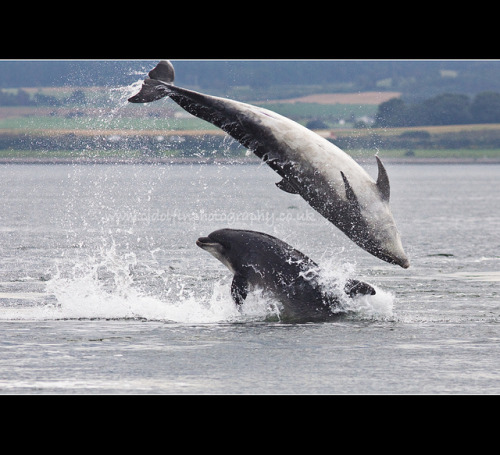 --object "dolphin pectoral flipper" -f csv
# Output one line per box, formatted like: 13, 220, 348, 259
231, 273, 249, 305
344, 279, 376, 297
276, 179, 300, 194
340, 172, 360, 209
